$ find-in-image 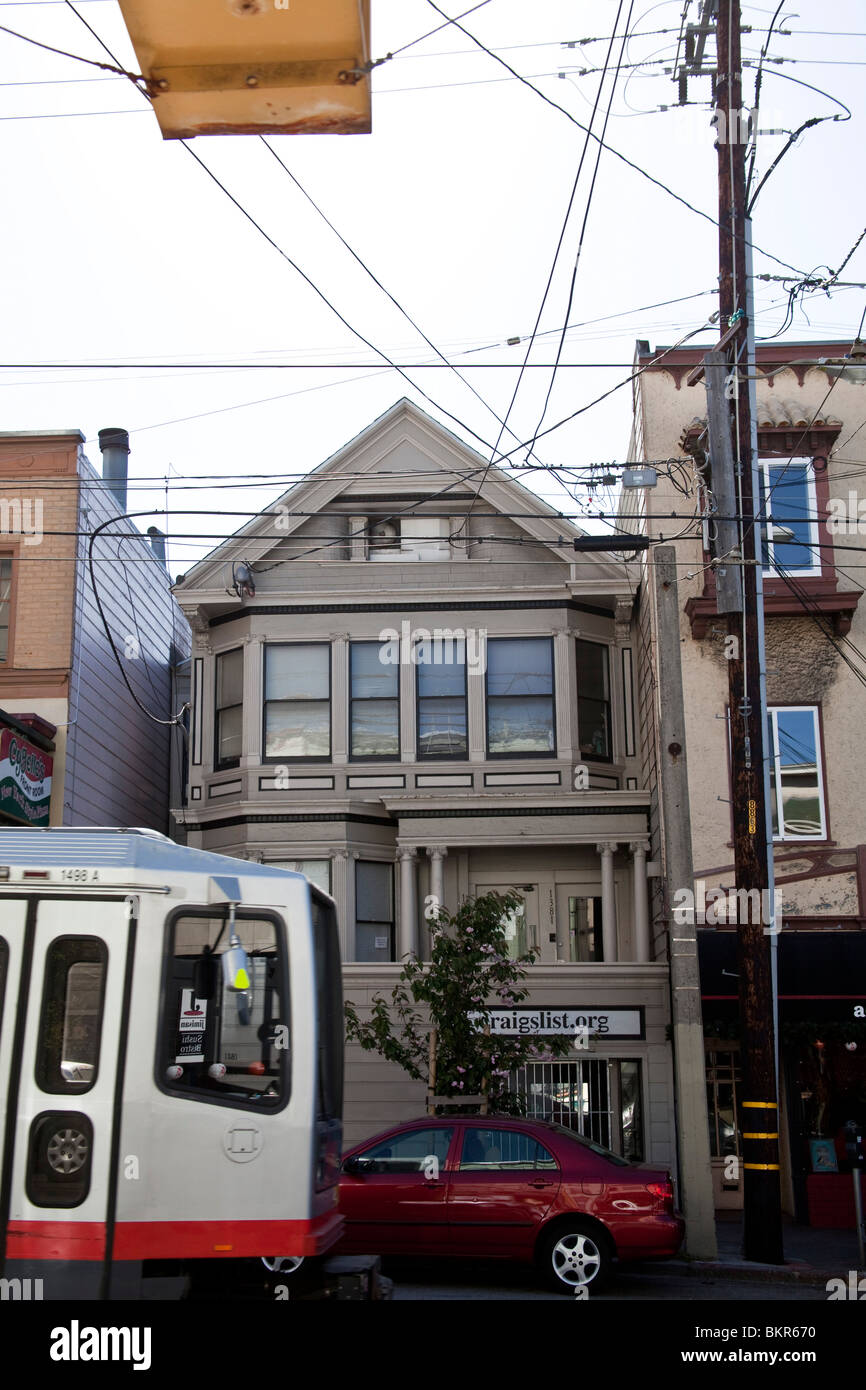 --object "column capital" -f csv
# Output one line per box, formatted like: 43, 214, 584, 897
397, 844, 418, 861
332, 849, 349, 861
427, 846, 448, 861
629, 840, 650, 856
595, 841, 618, 856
